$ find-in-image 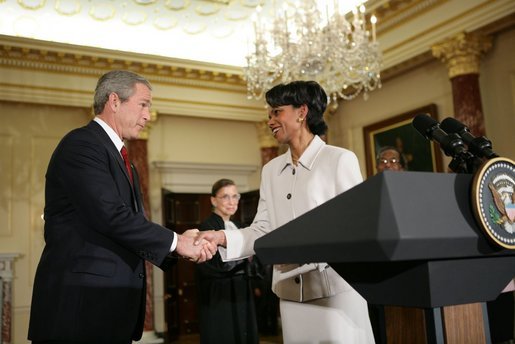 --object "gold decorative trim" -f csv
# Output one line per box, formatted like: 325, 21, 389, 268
224, 8, 250, 21
17, 0, 46, 10
153, 15, 178, 30
122, 10, 148, 26
133, 0, 157, 5
432, 32, 492, 78
55, 0, 81, 16
0, 36, 271, 122
0, 35, 266, 121
165, 0, 190, 11
471, 157, 515, 249
370, 0, 446, 36
240, 0, 262, 8
138, 109, 158, 140
0, 38, 246, 90
89, 3, 116, 21
195, 3, 220, 16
